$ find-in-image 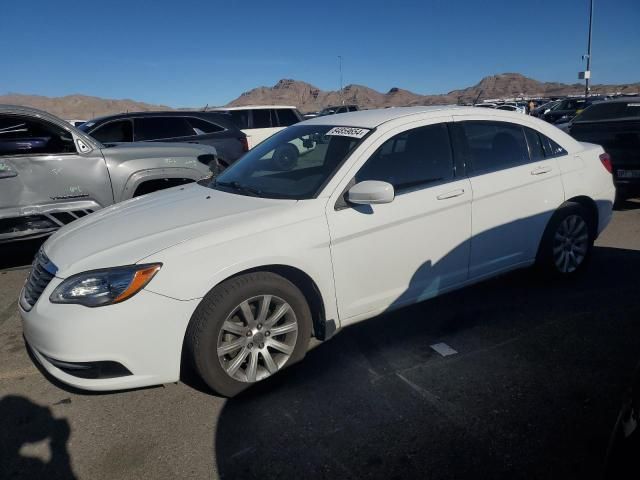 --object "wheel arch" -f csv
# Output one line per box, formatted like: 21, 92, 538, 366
565, 195, 599, 236
230, 264, 327, 339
